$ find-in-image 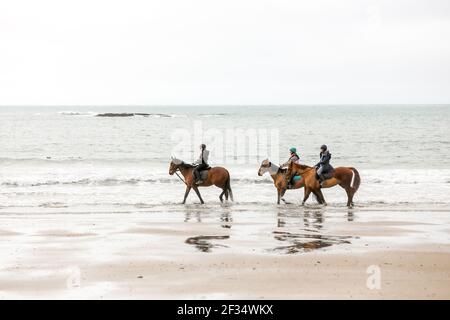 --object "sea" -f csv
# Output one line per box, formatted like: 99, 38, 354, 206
0, 105, 449, 214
